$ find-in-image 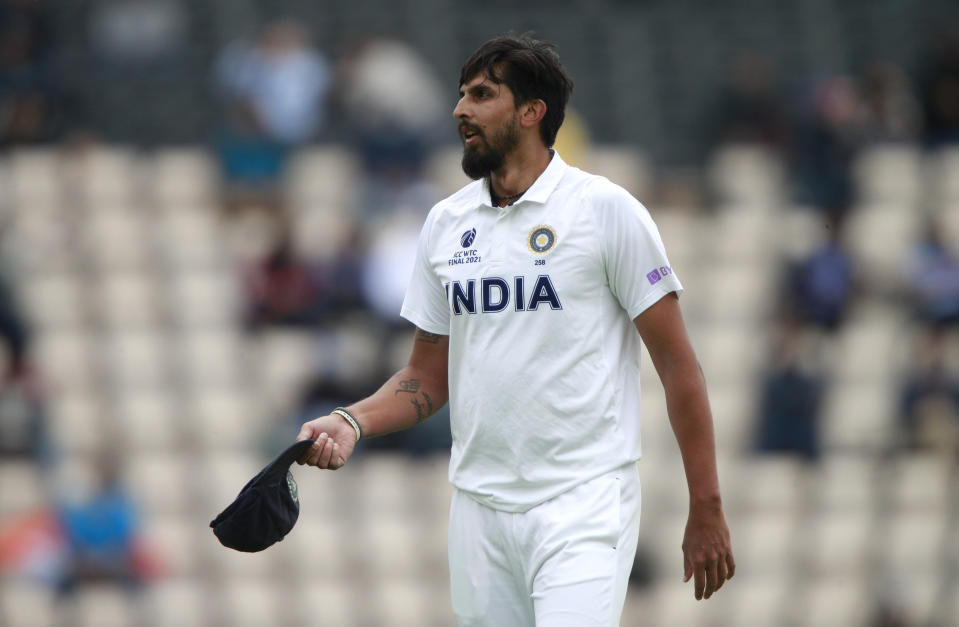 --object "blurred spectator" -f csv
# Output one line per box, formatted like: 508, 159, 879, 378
336, 35, 447, 216
919, 24, 959, 147
242, 229, 325, 330
360, 187, 436, 327
0, 269, 49, 463
783, 213, 856, 332
711, 50, 790, 151
214, 19, 332, 211
791, 75, 865, 215
754, 320, 823, 462
910, 217, 959, 328
0, 0, 60, 145
859, 61, 922, 145
88, 0, 188, 71
54, 455, 146, 599
897, 327, 959, 452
